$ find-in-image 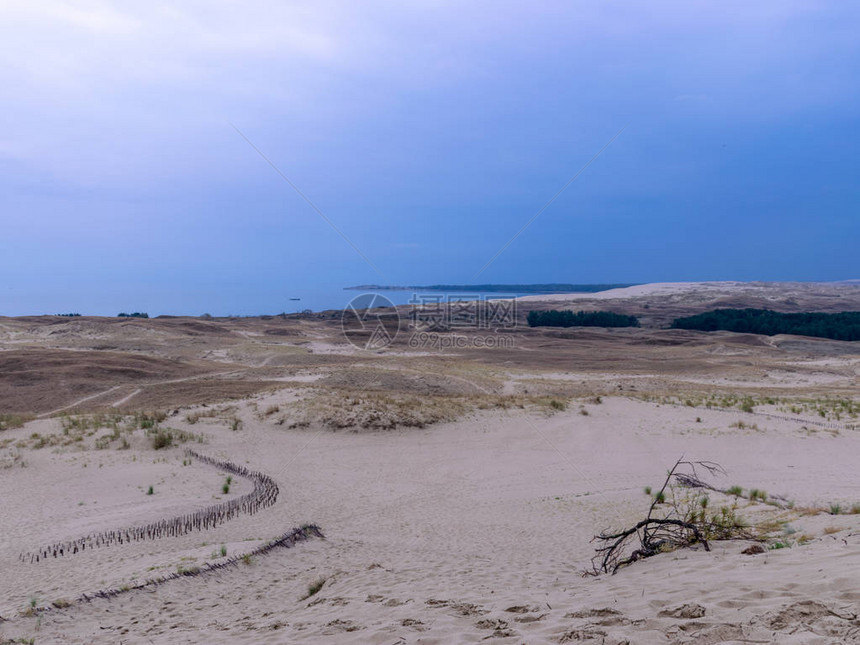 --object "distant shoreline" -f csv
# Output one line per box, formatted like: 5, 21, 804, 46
344, 283, 639, 294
